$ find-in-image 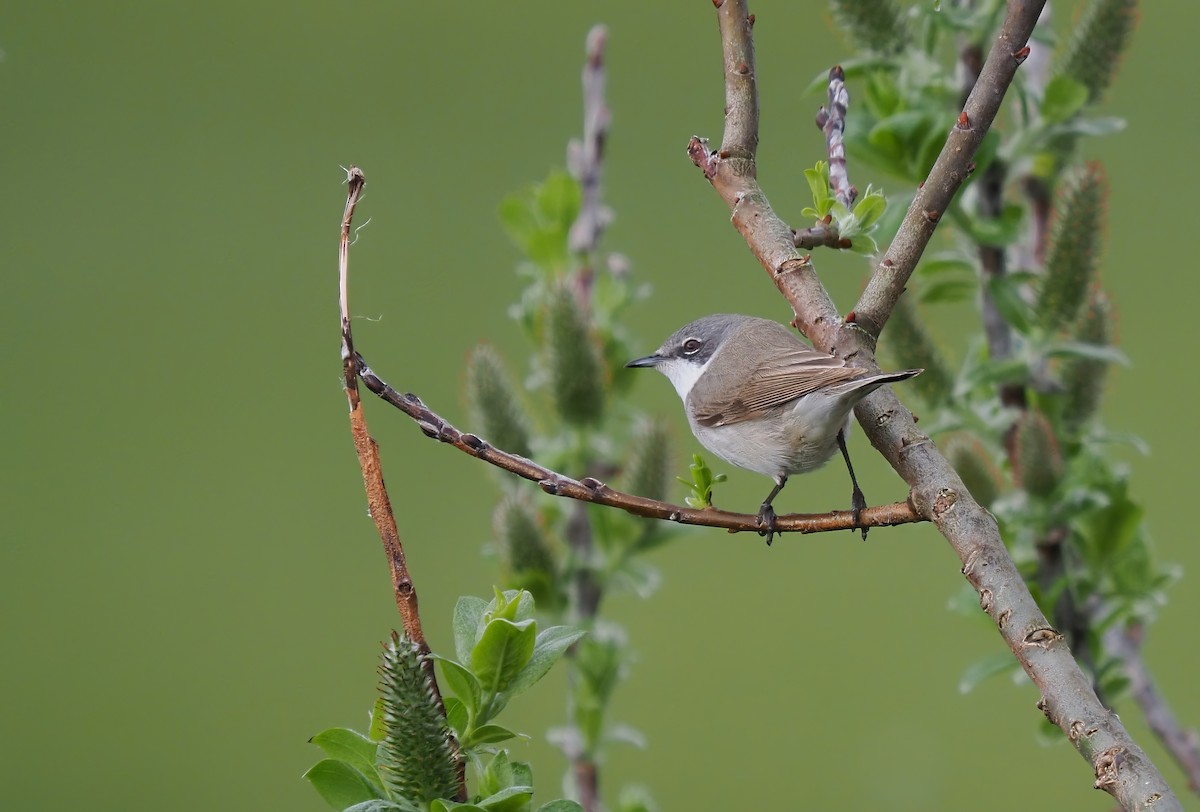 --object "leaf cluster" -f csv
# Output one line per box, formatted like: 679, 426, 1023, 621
305, 591, 586, 812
